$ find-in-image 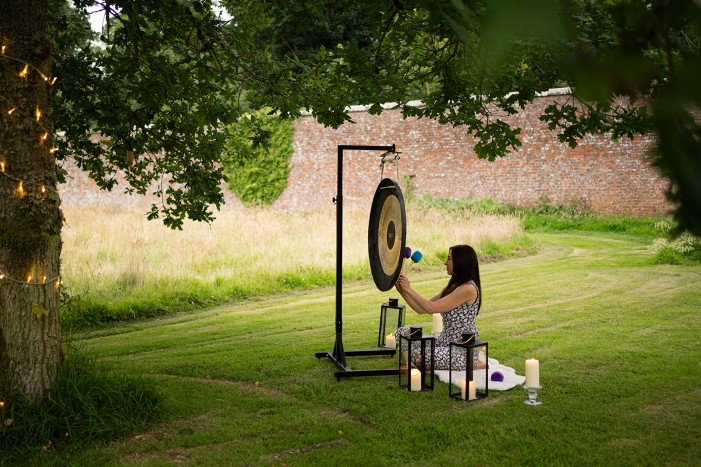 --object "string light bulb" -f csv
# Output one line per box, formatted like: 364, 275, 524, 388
18, 64, 28, 78
7, 107, 15, 115
49, 147, 58, 154
40, 131, 48, 142
35, 107, 41, 122
1, 161, 5, 172
26, 275, 32, 283
16, 180, 24, 197
40, 185, 46, 193
1, 45, 5, 55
